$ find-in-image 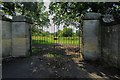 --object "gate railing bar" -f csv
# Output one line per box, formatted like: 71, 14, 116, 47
30, 25, 32, 55
37, 26, 38, 44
